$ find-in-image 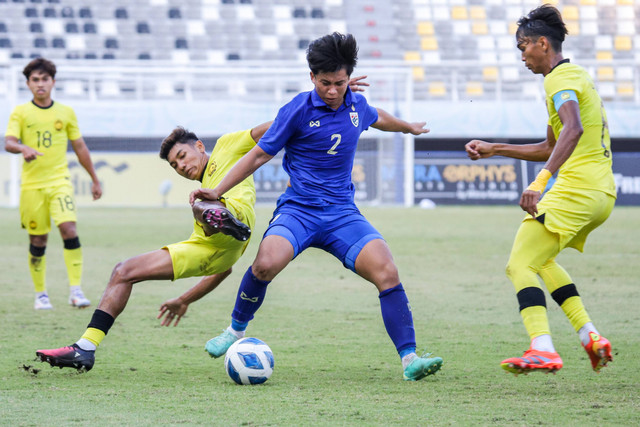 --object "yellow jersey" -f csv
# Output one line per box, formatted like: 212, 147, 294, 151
544, 61, 616, 198
5, 101, 82, 190
191, 129, 257, 244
